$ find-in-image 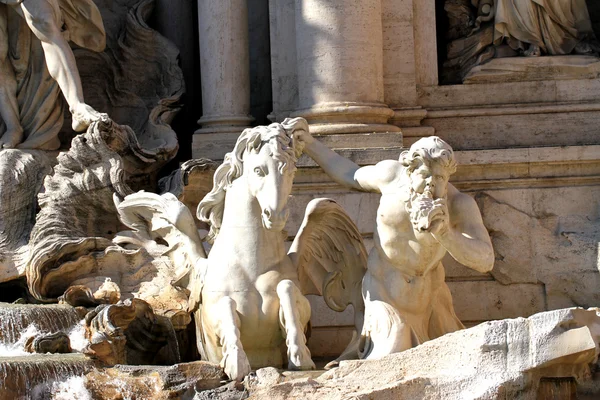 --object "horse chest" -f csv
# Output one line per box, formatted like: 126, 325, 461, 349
204, 256, 290, 292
